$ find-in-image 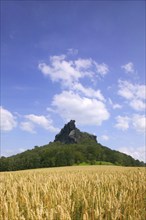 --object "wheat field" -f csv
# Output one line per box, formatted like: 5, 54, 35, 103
0, 166, 145, 220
